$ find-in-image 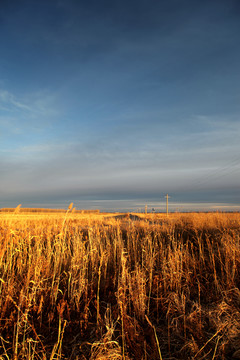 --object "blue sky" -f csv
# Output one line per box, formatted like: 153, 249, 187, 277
1, 0, 240, 211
